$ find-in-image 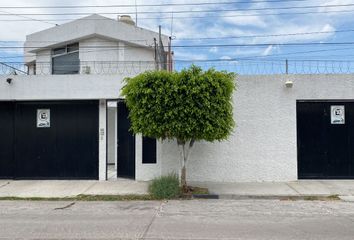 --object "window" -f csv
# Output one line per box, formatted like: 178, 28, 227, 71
52, 43, 79, 74
67, 43, 79, 53
142, 137, 157, 164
